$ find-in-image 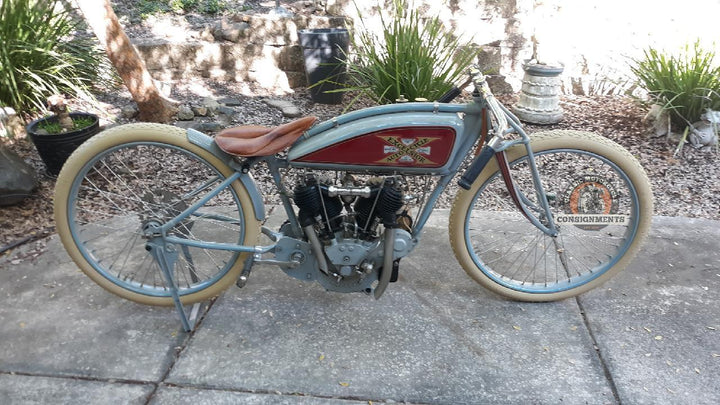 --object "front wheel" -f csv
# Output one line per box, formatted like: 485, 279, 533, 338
54, 123, 260, 306
449, 130, 652, 301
